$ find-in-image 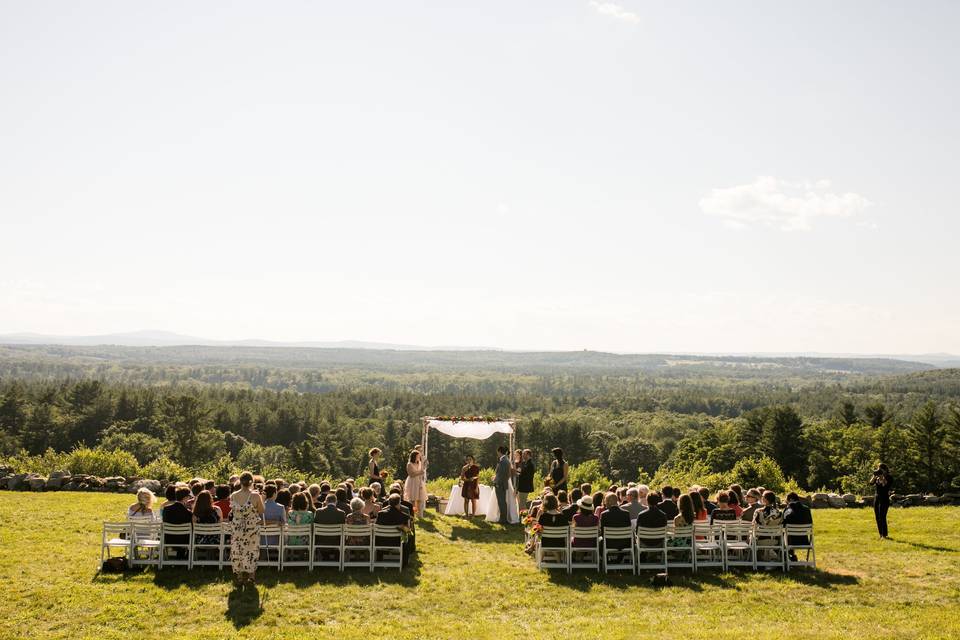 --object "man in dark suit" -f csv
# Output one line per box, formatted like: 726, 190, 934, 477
658, 486, 679, 520
599, 492, 632, 551
388, 484, 416, 556
493, 446, 511, 525
161, 486, 193, 558
375, 494, 412, 566
313, 493, 347, 561
635, 491, 668, 547
783, 491, 813, 559
698, 487, 717, 514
